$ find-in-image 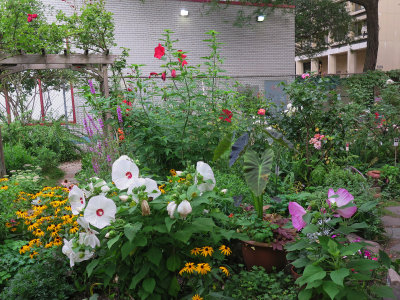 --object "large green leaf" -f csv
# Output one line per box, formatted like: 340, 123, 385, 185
330, 268, 349, 286
243, 149, 274, 196
229, 132, 249, 167
213, 132, 233, 161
